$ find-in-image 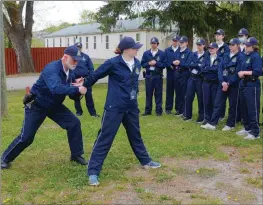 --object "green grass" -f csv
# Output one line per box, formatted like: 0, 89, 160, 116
1, 80, 262, 204
246, 177, 263, 189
